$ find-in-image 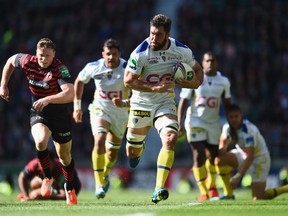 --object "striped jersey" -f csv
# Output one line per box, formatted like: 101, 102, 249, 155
222, 119, 269, 157
14, 53, 72, 115
180, 71, 231, 123
78, 58, 130, 110
126, 37, 195, 105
